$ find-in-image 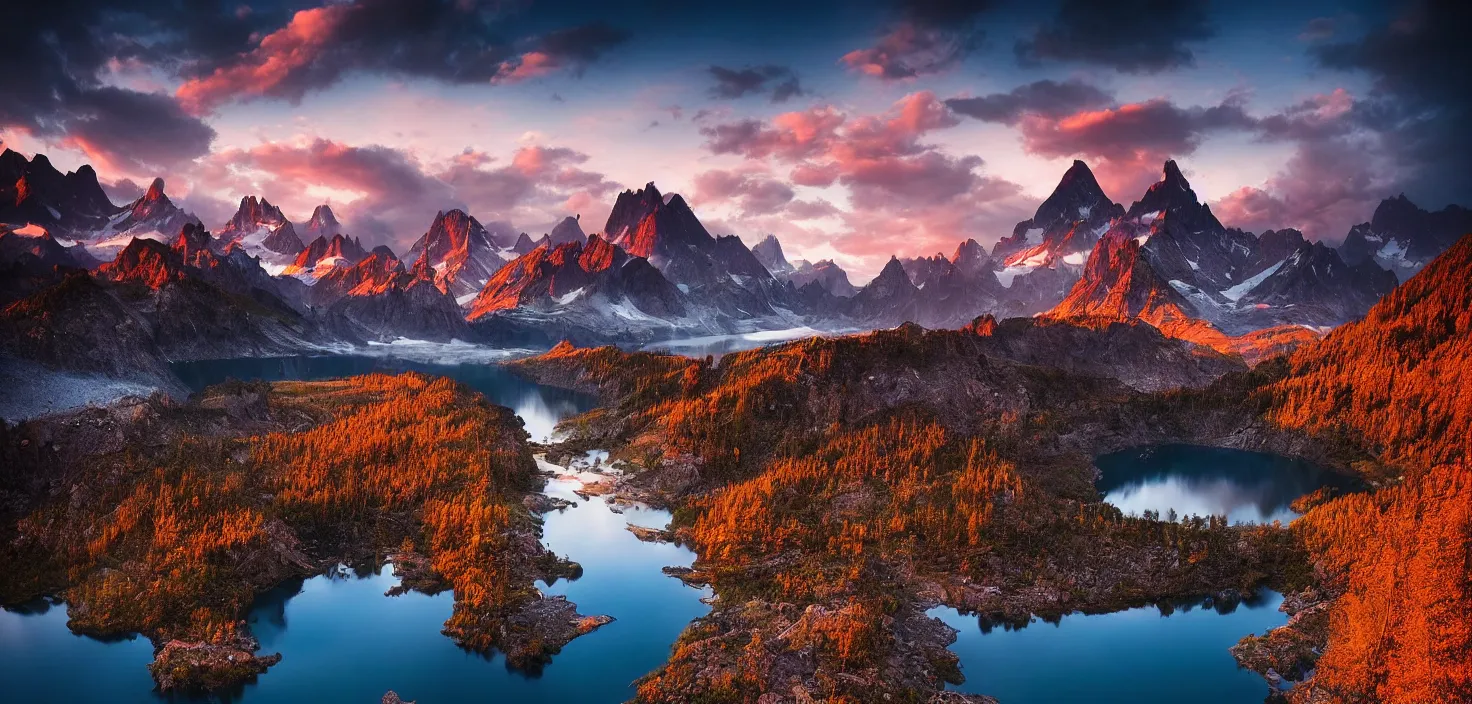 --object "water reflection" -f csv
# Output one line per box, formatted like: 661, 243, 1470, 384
933, 589, 1287, 703
1096, 444, 1357, 524
0, 599, 160, 703
223, 476, 708, 703
171, 355, 596, 442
